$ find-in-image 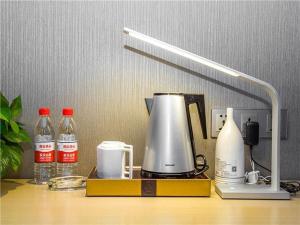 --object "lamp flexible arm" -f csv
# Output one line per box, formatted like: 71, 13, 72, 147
123, 27, 280, 191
